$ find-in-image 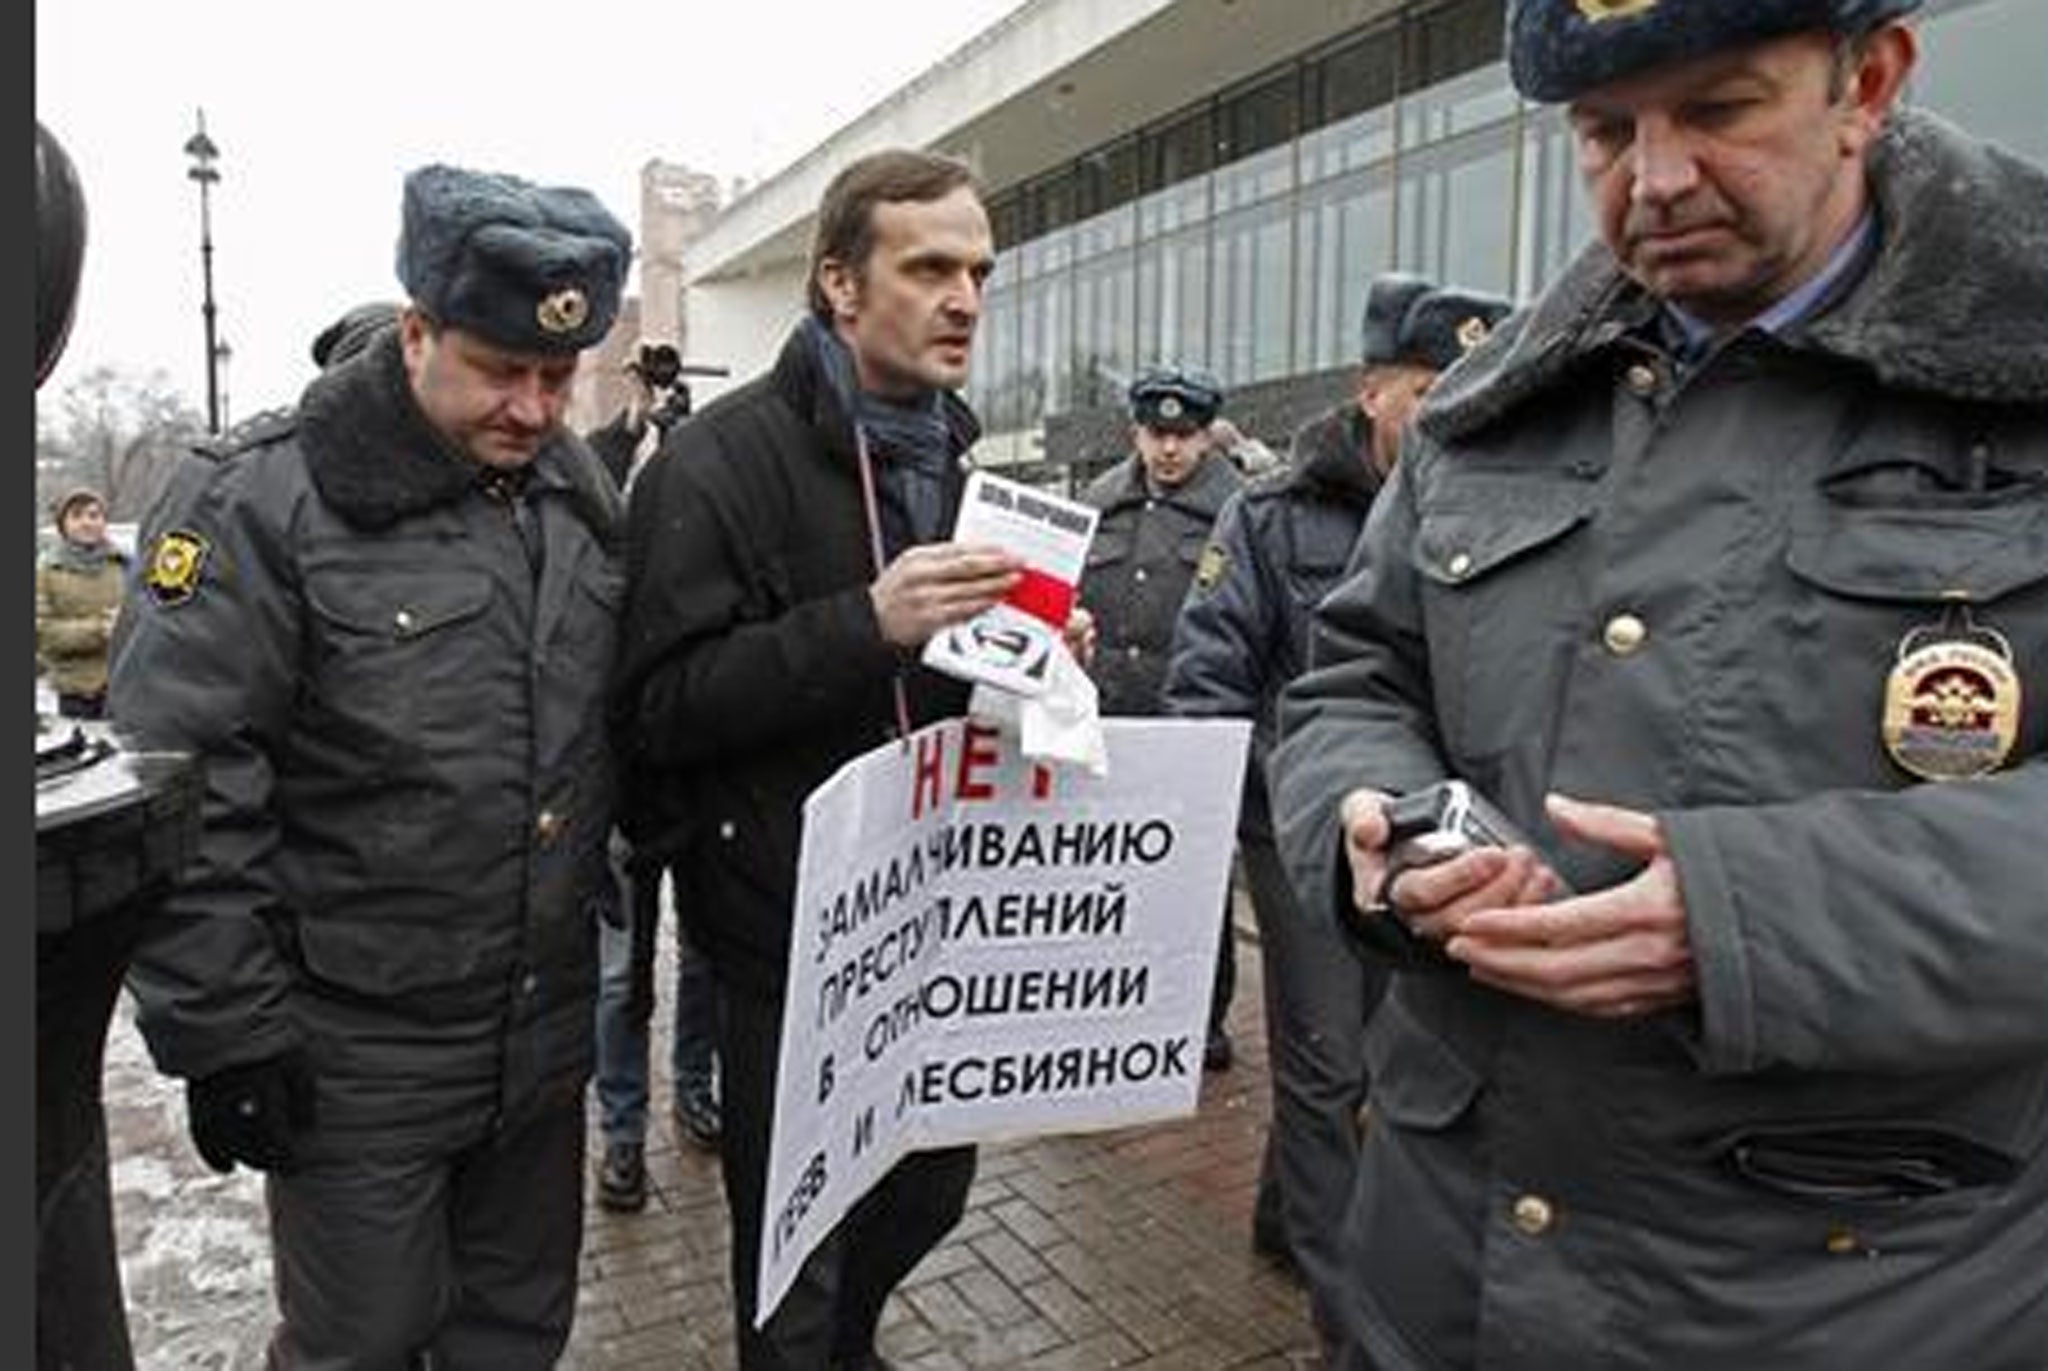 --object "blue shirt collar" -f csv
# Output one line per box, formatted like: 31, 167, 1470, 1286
1663, 208, 1879, 361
